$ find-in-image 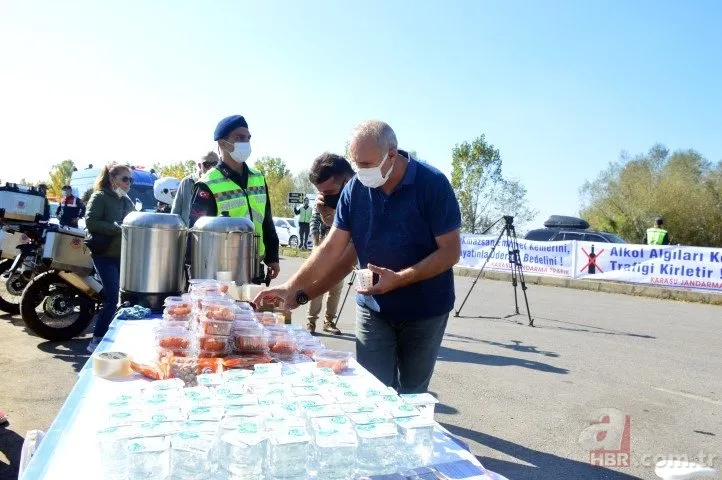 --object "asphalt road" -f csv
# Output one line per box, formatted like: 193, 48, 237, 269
1, 256, 720, 479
